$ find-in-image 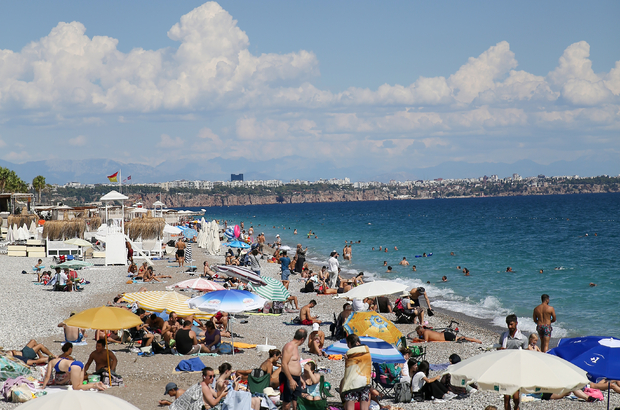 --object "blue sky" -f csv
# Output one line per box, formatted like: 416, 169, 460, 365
0, 1, 619, 181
